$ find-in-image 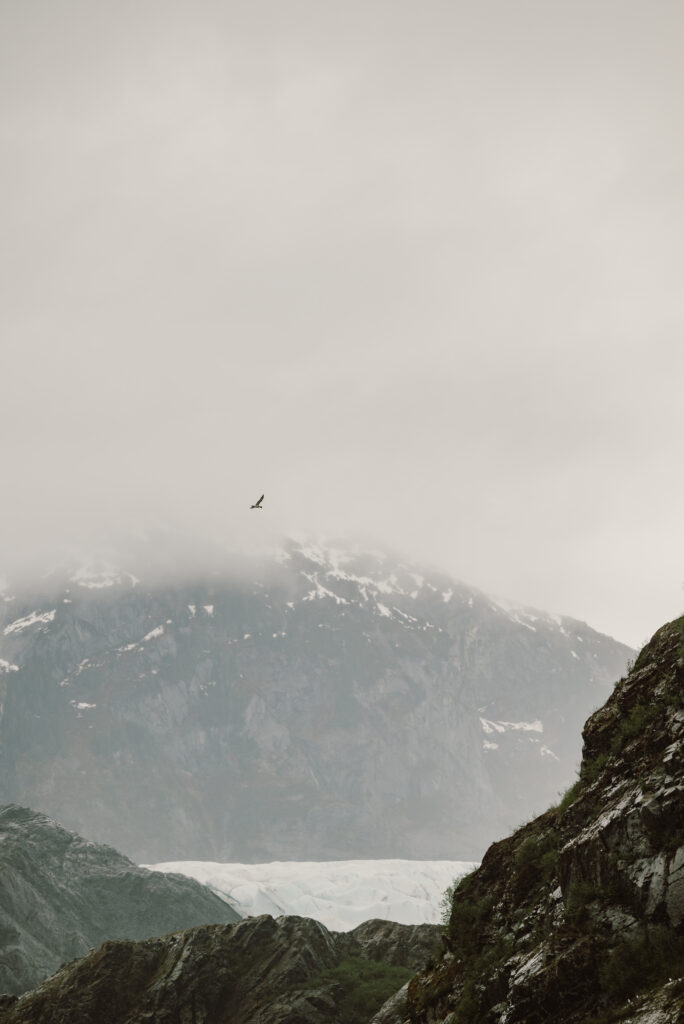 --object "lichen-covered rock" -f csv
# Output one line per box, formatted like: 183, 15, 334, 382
407, 616, 684, 1024
665, 847, 684, 928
